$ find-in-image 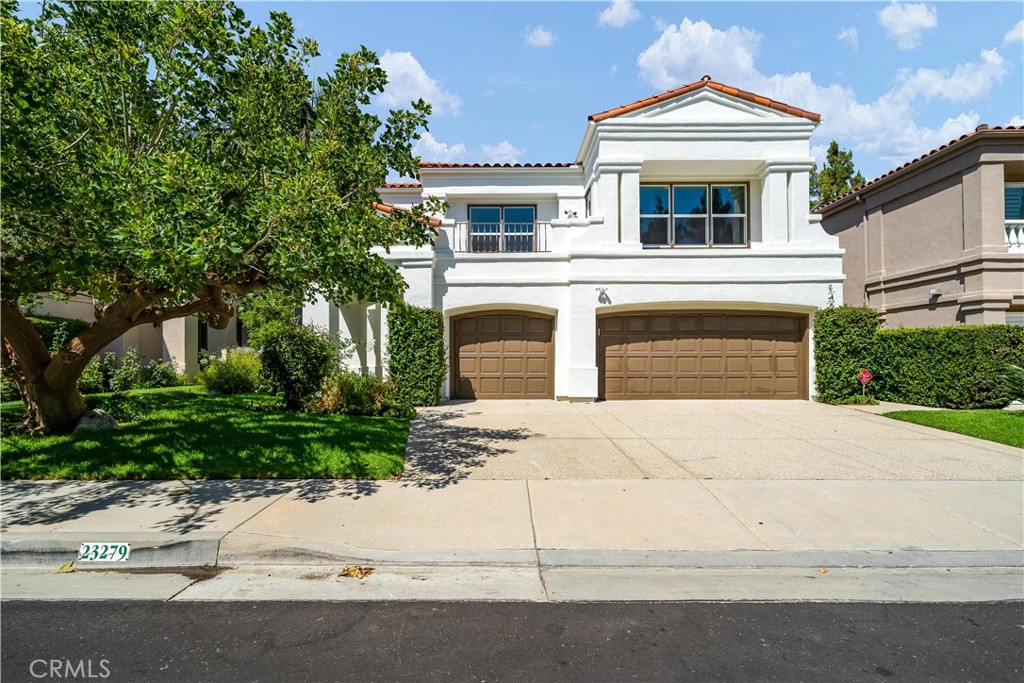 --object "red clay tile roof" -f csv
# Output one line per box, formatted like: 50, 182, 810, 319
373, 201, 442, 228
380, 182, 422, 189
419, 162, 576, 169
588, 75, 821, 123
816, 124, 1024, 214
